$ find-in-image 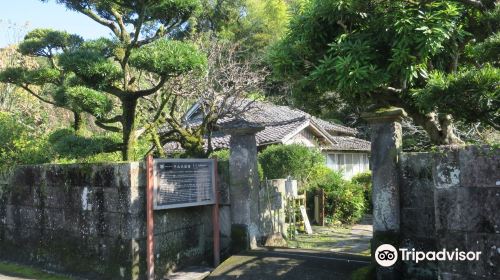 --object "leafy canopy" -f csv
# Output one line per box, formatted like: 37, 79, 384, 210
28, 0, 210, 160
270, 0, 499, 136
